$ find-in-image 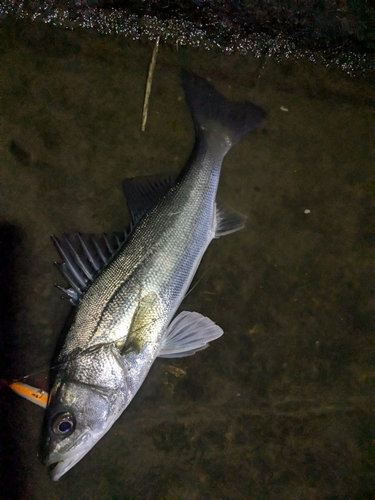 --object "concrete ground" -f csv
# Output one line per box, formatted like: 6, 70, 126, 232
0, 18, 374, 499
